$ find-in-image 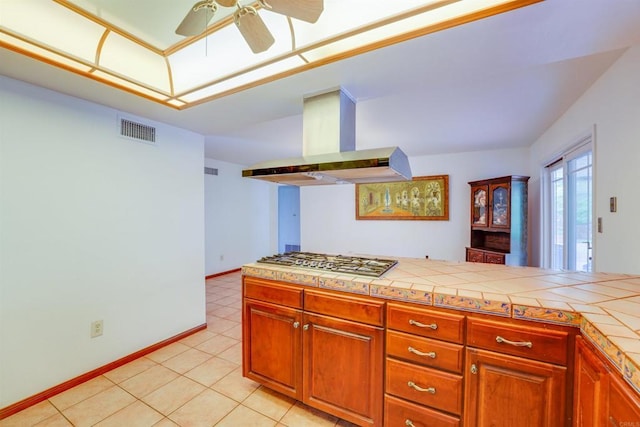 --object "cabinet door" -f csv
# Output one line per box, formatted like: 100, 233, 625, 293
303, 312, 384, 427
243, 299, 302, 400
607, 372, 640, 427
471, 185, 489, 227
489, 182, 511, 228
464, 347, 567, 427
573, 337, 609, 426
